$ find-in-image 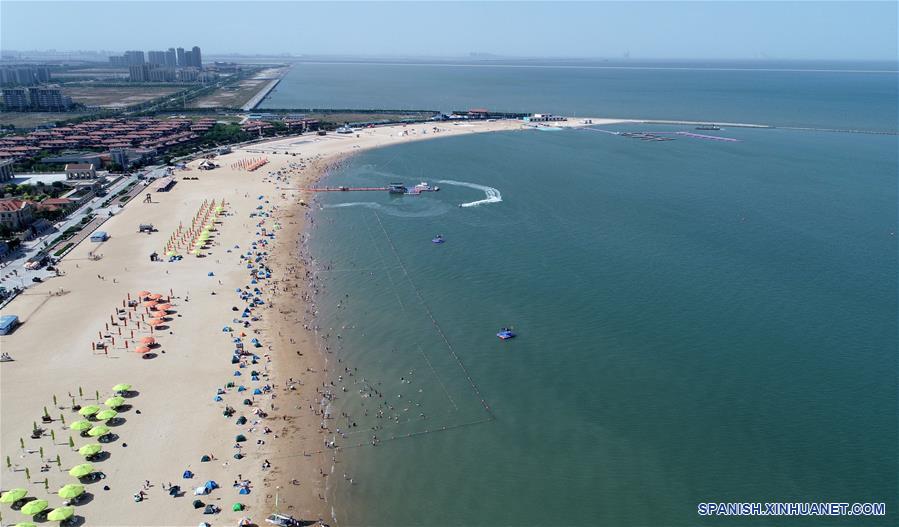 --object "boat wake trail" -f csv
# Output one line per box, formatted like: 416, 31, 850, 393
322, 202, 449, 218
437, 179, 503, 208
